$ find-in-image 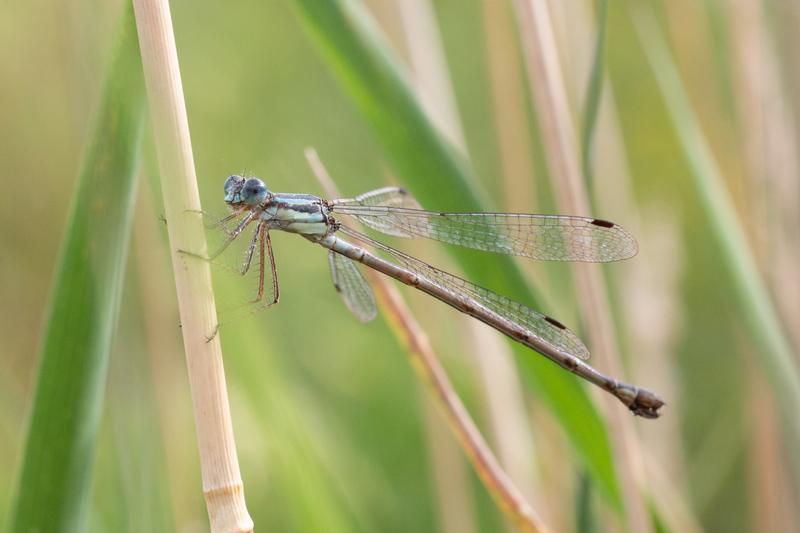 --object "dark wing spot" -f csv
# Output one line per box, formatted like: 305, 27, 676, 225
590, 218, 615, 228
544, 316, 567, 330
